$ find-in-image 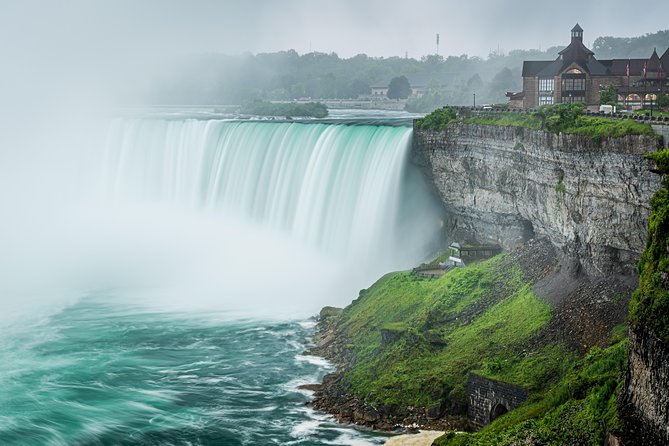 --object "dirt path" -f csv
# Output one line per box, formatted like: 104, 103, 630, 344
383, 431, 445, 446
